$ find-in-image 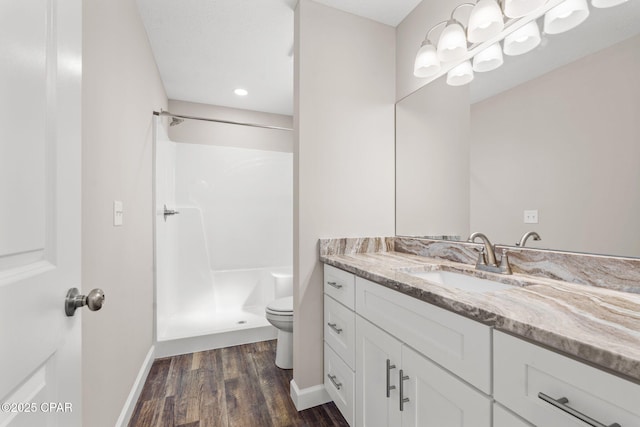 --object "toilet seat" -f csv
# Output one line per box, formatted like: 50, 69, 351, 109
266, 296, 293, 315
